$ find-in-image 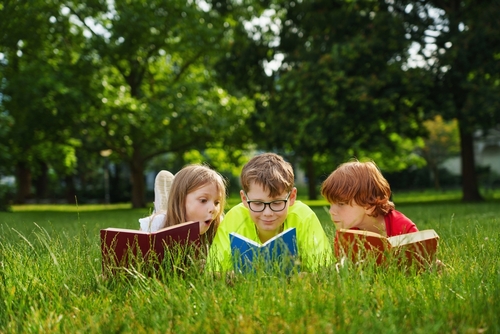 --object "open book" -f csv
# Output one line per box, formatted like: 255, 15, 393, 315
100, 221, 200, 275
335, 229, 439, 268
230, 227, 298, 273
